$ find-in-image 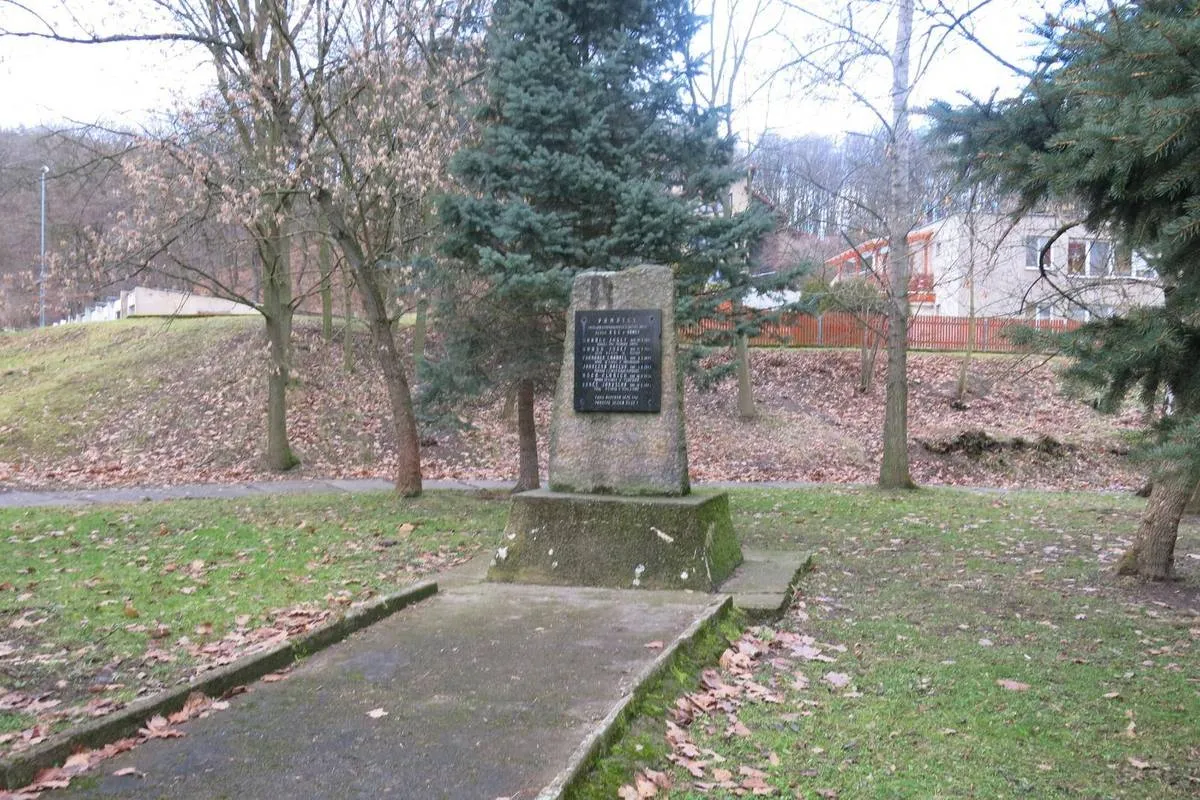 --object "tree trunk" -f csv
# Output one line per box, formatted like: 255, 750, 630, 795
859, 320, 880, 393
412, 294, 428, 382
319, 195, 422, 496
956, 198, 980, 403
955, 275, 977, 403
1117, 467, 1196, 580
260, 217, 298, 472
360, 281, 423, 496
735, 333, 756, 420
513, 378, 540, 492
879, 0, 916, 490
319, 226, 334, 342
262, 312, 298, 471
342, 267, 355, 373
